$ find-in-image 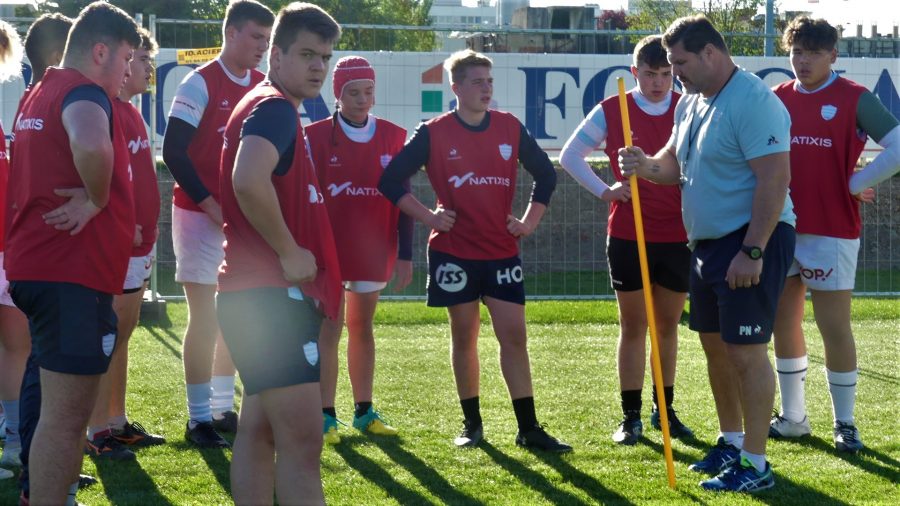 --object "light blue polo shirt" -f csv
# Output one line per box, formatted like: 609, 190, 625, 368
672, 69, 795, 245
